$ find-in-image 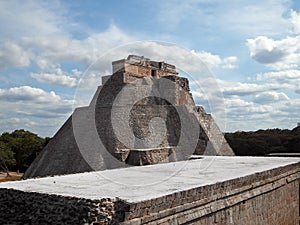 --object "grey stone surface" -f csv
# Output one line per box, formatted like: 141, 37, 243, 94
23, 55, 234, 179
0, 189, 123, 225
2, 156, 299, 225
11, 156, 300, 202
